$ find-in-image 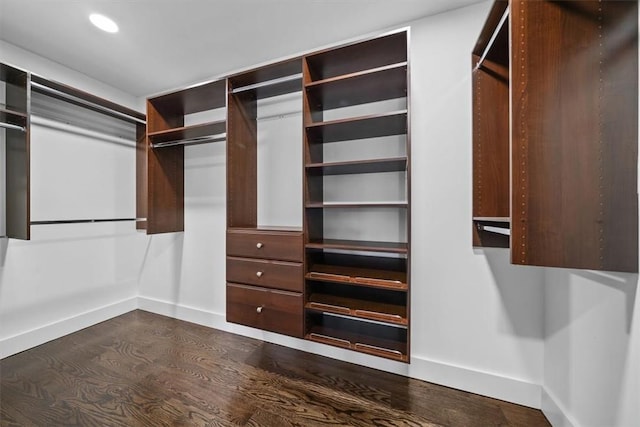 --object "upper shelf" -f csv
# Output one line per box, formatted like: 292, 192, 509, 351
305, 31, 407, 82
149, 79, 226, 119
229, 58, 302, 99
306, 110, 407, 143
305, 63, 407, 111
148, 120, 226, 147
